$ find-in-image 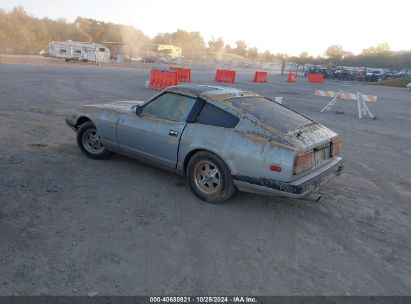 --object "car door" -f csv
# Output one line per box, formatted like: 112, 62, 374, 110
116, 92, 197, 171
